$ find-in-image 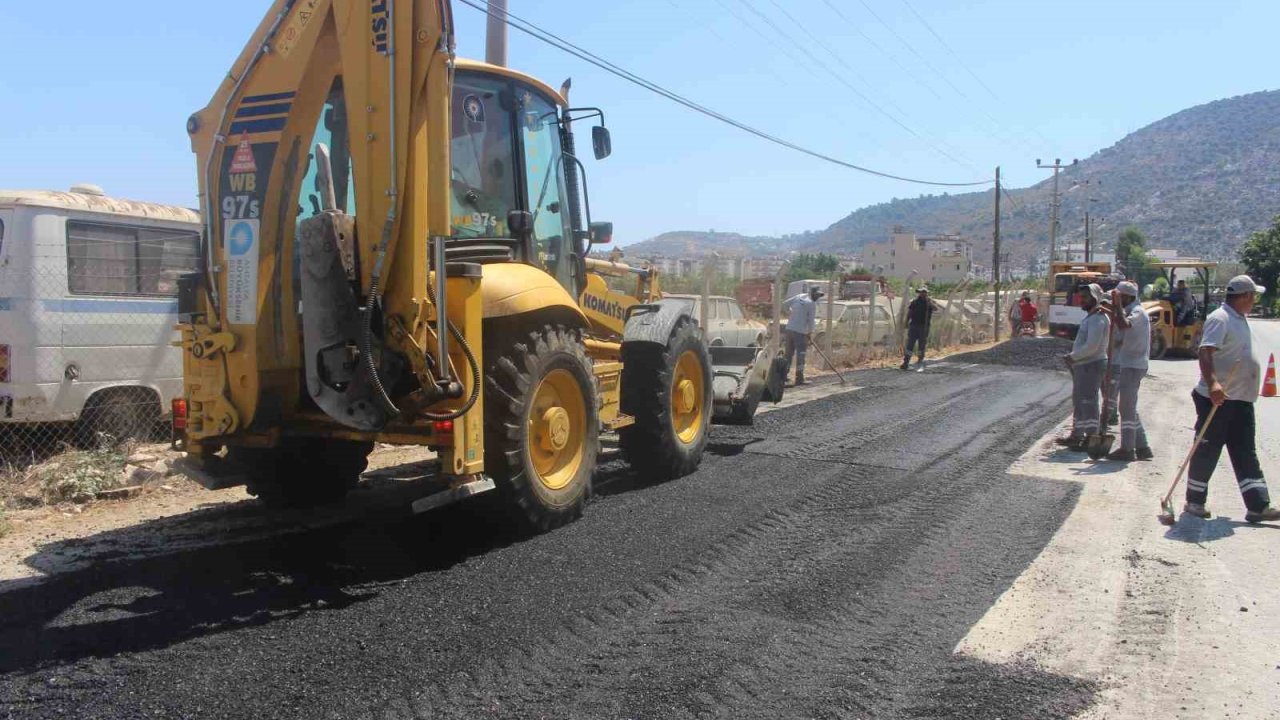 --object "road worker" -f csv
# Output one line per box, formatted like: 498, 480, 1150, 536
1056, 283, 1110, 450
901, 286, 940, 371
782, 286, 823, 385
1184, 275, 1280, 523
1104, 281, 1153, 461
